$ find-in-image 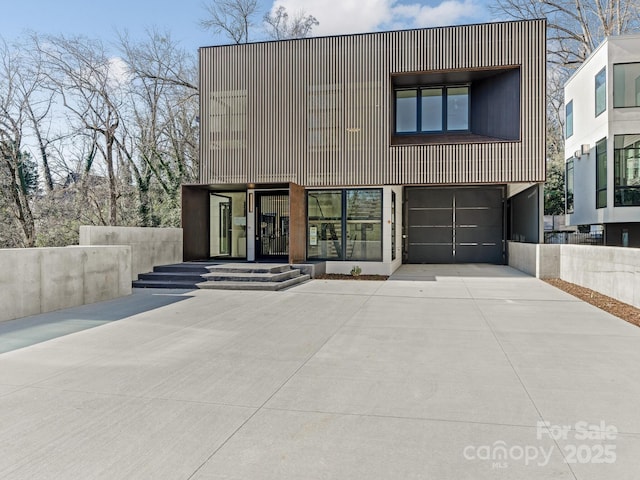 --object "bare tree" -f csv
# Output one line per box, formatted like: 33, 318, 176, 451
200, 0, 259, 44
494, 0, 640, 67
0, 39, 38, 246
264, 6, 319, 40
36, 35, 126, 225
